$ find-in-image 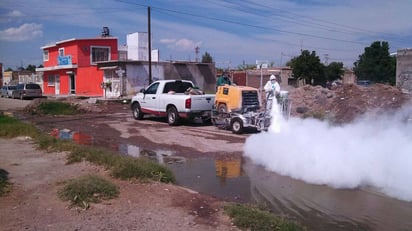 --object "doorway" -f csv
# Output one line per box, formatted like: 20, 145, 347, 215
69, 74, 75, 94
55, 75, 60, 95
